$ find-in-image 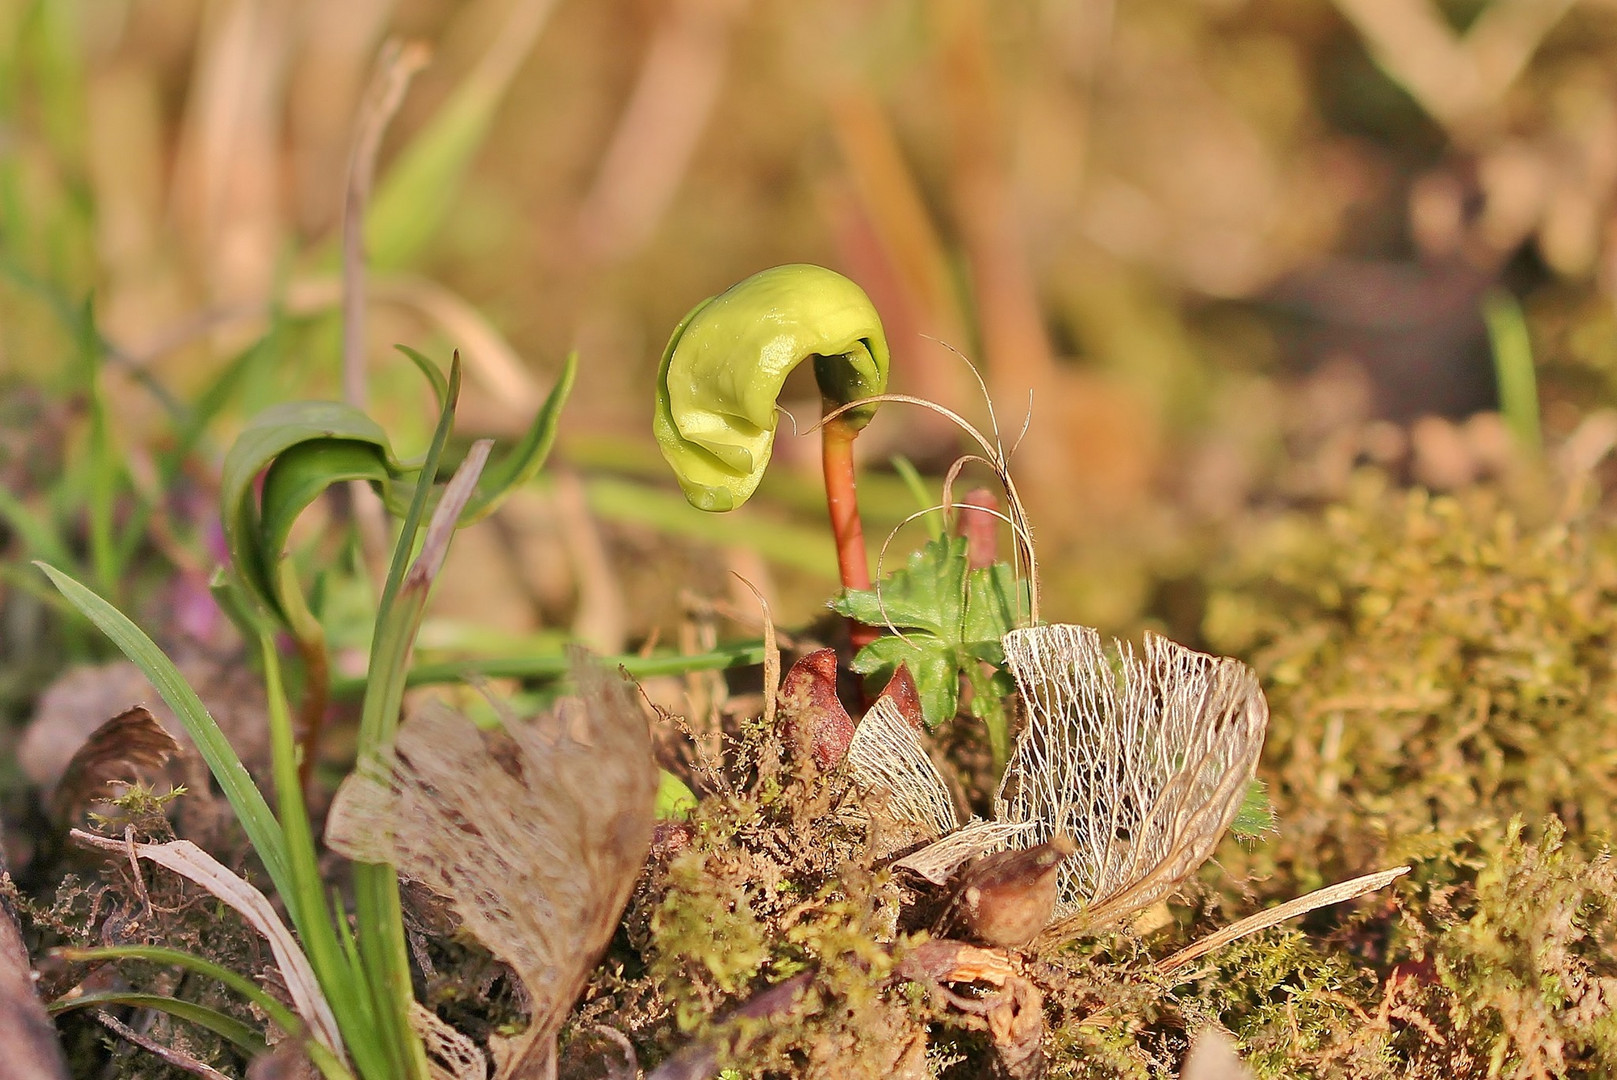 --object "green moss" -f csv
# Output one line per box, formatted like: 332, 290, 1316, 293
1204, 473, 1617, 889
1389, 817, 1617, 1078
620, 744, 930, 1079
